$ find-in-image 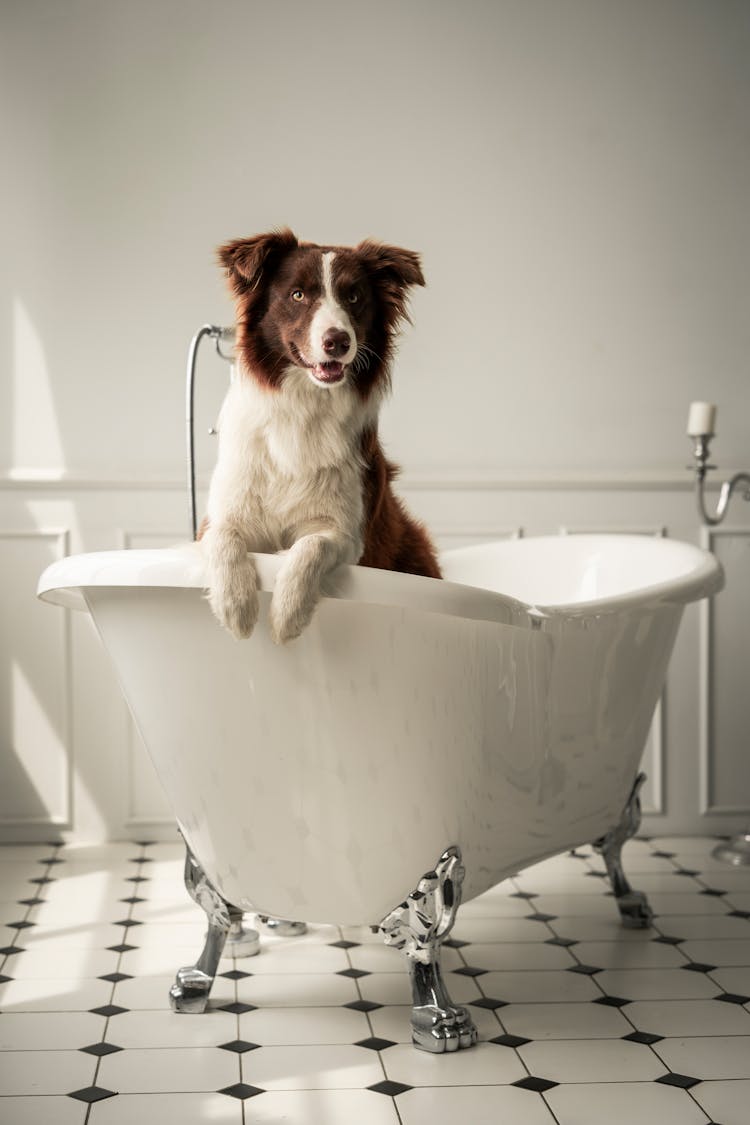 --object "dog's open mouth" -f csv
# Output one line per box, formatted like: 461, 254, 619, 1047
310, 361, 346, 385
